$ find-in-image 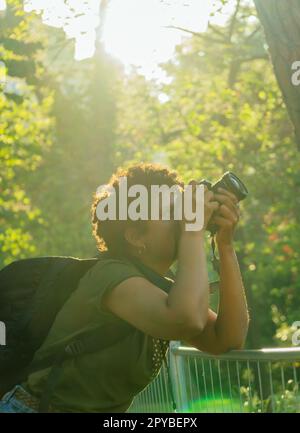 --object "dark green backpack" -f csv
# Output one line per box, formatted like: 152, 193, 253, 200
0, 257, 98, 395
0, 255, 175, 412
